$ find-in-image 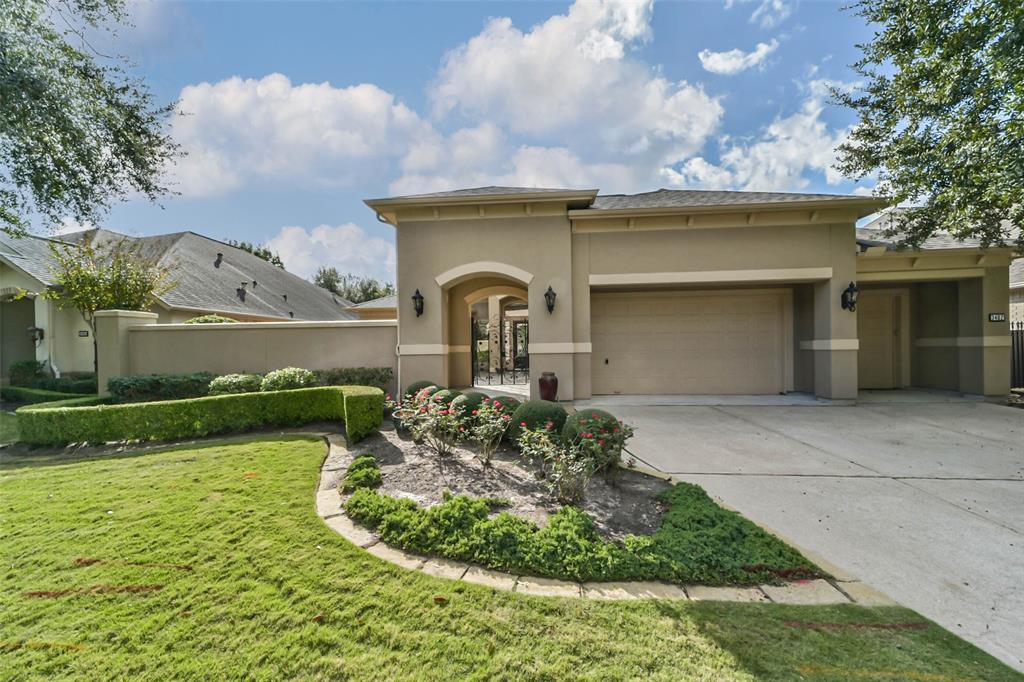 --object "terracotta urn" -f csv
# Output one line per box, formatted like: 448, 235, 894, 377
538, 371, 558, 401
